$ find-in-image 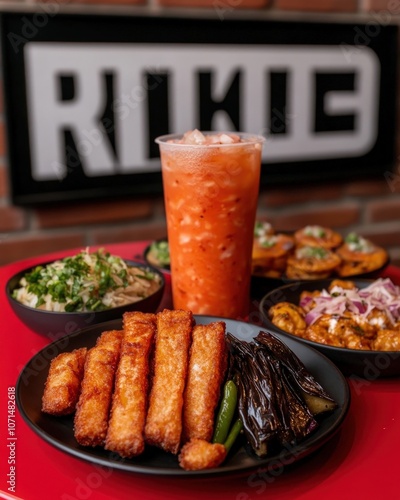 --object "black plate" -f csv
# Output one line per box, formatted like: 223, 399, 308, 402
259, 279, 400, 378
6, 259, 165, 337
16, 316, 349, 476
